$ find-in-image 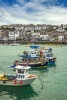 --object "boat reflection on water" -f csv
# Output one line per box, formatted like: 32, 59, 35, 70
0, 85, 38, 100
